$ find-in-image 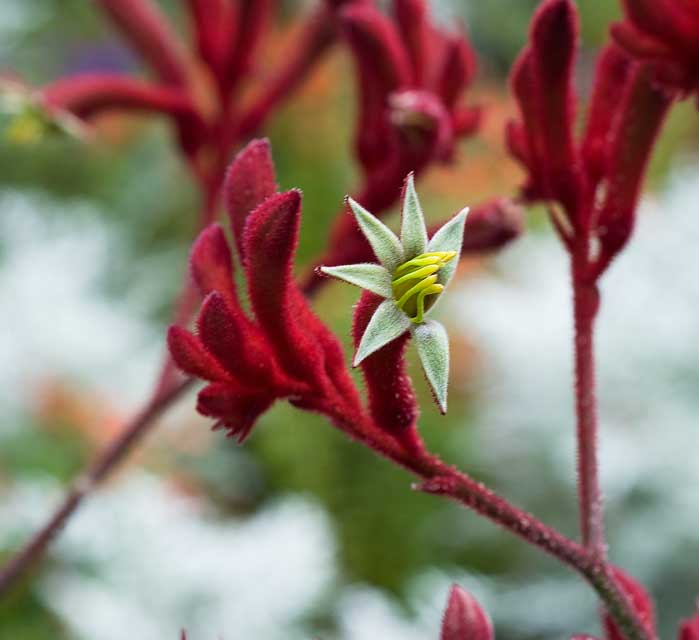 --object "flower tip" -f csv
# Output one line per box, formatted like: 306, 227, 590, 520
441, 584, 493, 640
